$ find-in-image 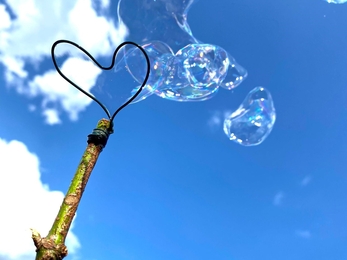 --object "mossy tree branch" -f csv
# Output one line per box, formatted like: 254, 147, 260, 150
32, 119, 112, 260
